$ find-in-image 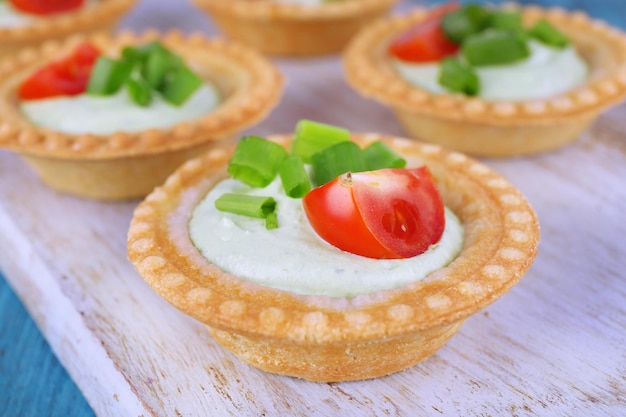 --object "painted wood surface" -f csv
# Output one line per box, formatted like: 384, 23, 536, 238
1, 1, 626, 416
